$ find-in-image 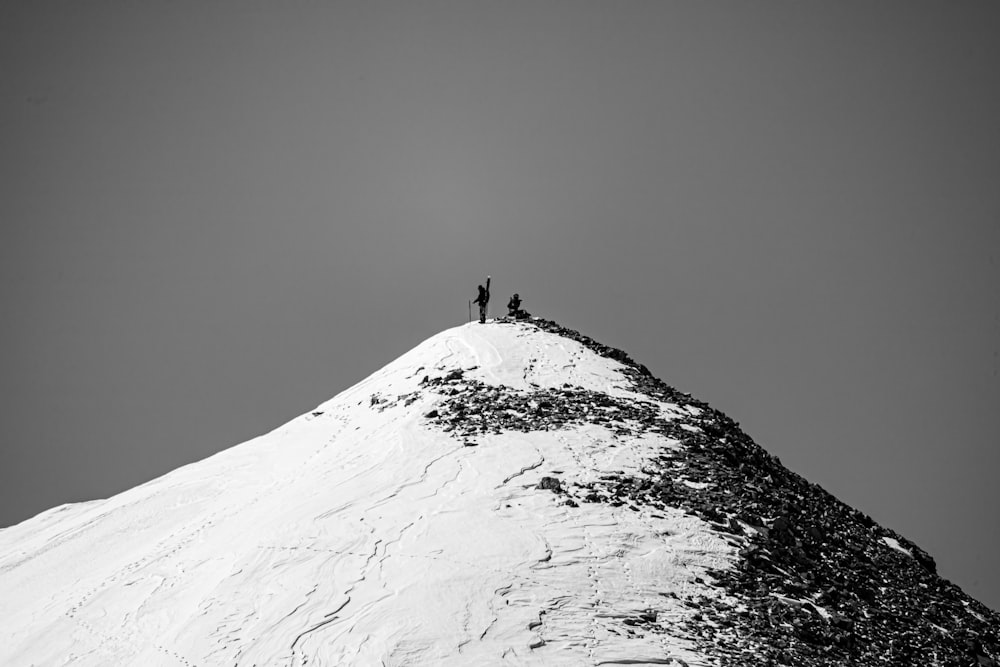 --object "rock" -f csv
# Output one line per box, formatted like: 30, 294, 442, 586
538, 476, 563, 493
